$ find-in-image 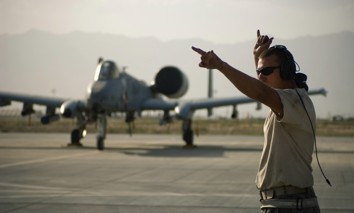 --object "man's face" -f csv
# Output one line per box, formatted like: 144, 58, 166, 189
257, 55, 283, 89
